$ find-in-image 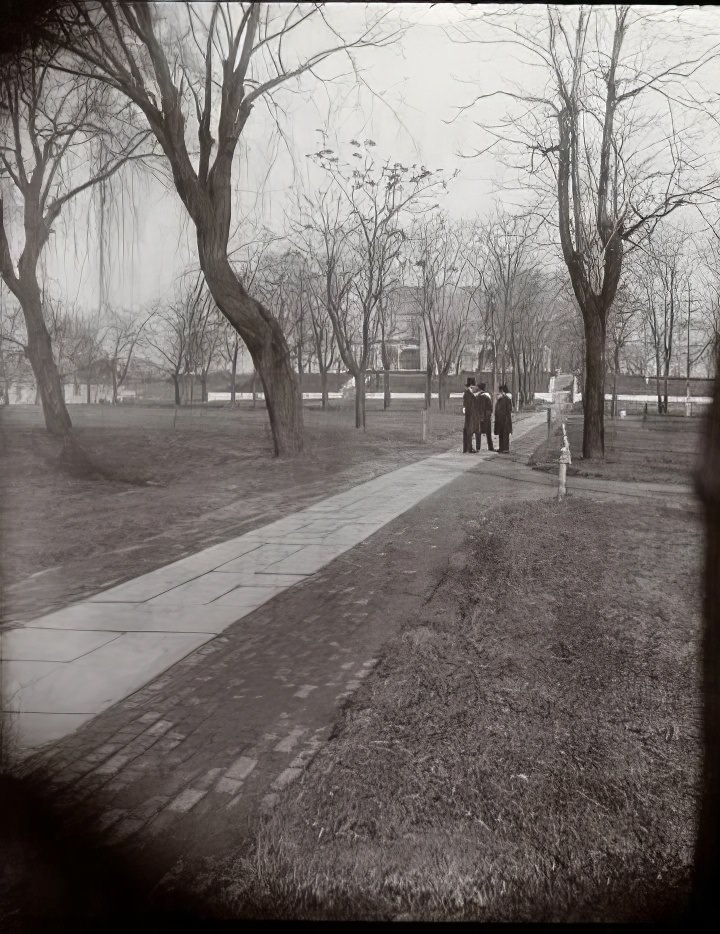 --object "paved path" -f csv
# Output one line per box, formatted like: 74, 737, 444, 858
2, 414, 547, 752
4, 414, 699, 919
